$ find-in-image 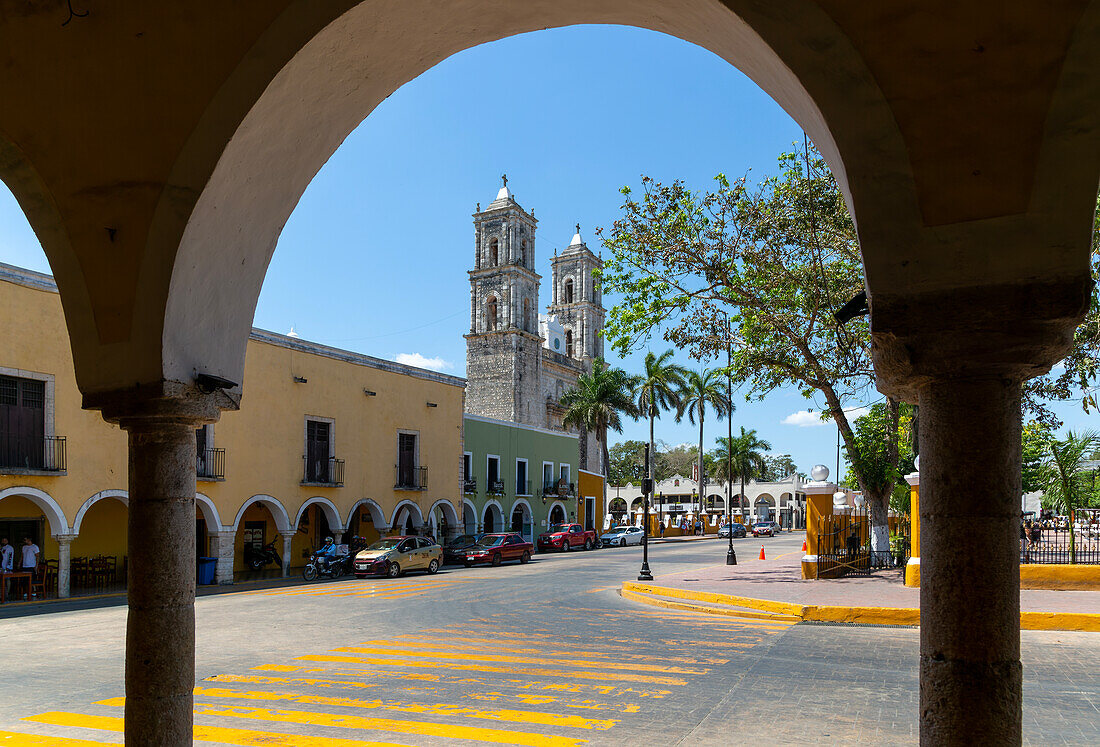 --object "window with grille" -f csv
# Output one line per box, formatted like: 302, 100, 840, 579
0, 375, 46, 469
